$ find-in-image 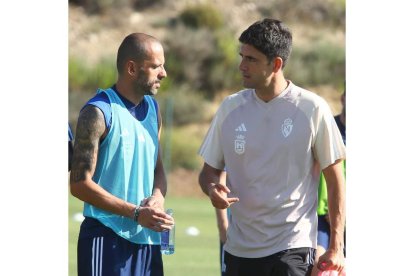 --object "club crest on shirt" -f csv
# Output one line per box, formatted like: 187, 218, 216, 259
281, 118, 293, 138
234, 134, 245, 154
